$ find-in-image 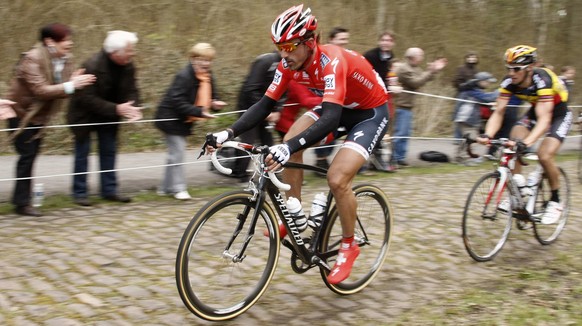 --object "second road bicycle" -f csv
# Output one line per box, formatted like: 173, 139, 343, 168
461, 137, 570, 262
